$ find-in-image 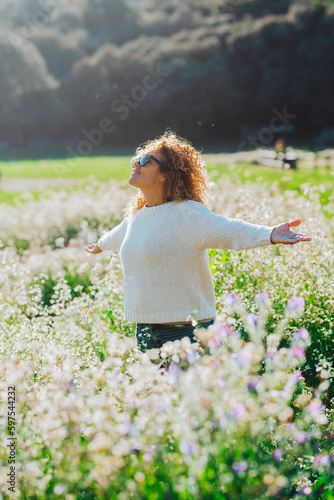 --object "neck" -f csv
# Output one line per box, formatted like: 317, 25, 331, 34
143, 190, 166, 208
